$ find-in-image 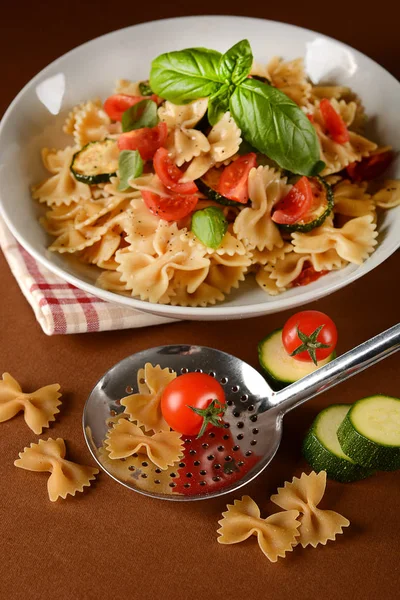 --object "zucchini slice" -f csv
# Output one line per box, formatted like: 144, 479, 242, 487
276, 176, 334, 233
337, 395, 400, 471
303, 404, 374, 482
258, 328, 335, 390
70, 139, 119, 184
196, 168, 244, 207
